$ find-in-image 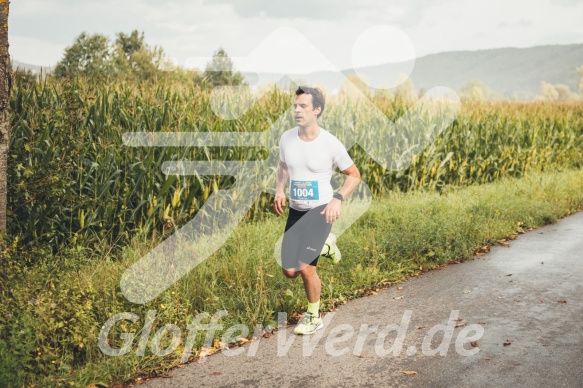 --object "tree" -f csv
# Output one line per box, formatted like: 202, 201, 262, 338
459, 80, 492, 101
54, 30, 169, 81
203, 48, 244, 87
540, 81, 579, 101
116, 30, 145, 60
0, 0, 10, 239
554, 84, 578, 101
54, 32, 113, 78
113, 30, 164, 80
541, 81, 559, 101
